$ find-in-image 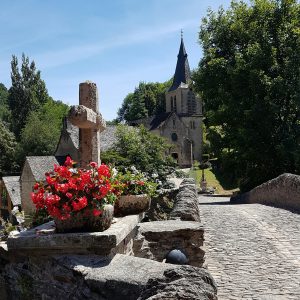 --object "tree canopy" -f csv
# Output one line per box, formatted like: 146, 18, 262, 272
0, 55, 69, 175
101, 125, 175, 184
194, 0, 300, 191
8, 54, 50, 137
117, 79, 172, 122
